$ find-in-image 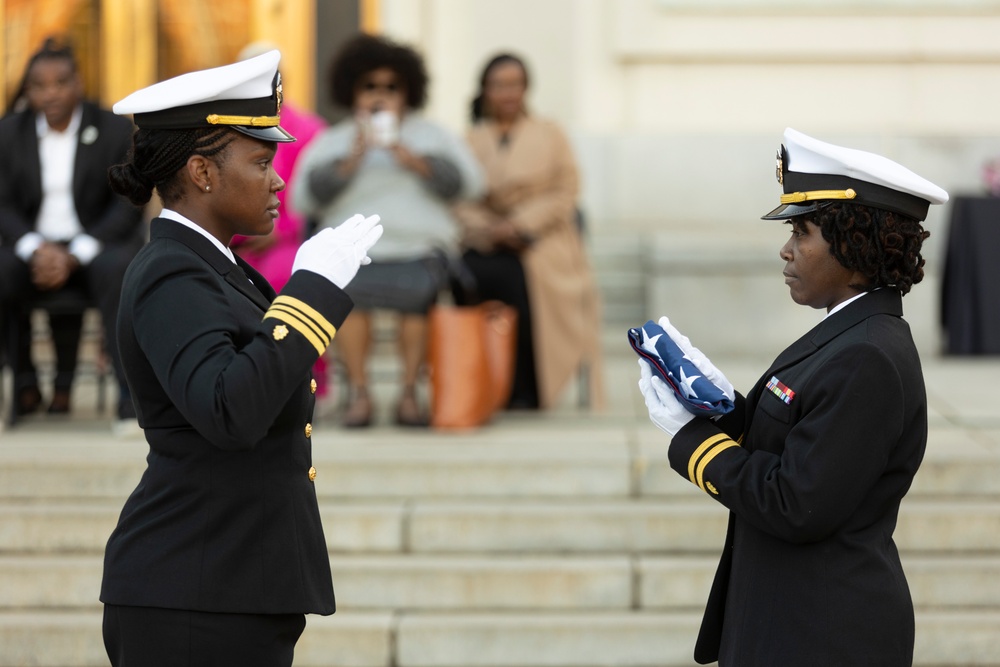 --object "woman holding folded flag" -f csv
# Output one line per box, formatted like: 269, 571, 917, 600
636, 128, 948, 666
